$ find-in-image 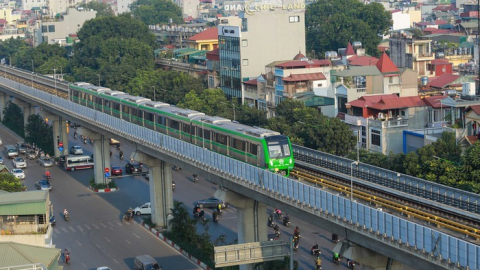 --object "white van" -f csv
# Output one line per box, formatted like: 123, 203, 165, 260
134, 255, 160, 270
134, 203, 151, 215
